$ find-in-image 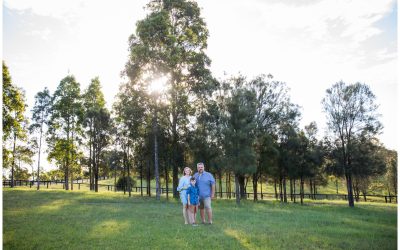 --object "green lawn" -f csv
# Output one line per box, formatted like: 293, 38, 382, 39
3, 188, 397, 250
